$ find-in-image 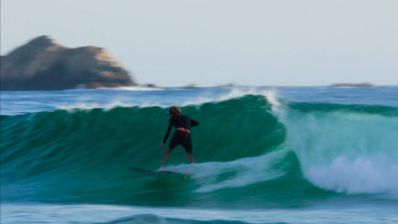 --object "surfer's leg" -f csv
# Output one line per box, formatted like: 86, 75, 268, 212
160, 148, 173, 170
181, 135, 194, 163
161, 133, 180, 169
186, 153, 194, 164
